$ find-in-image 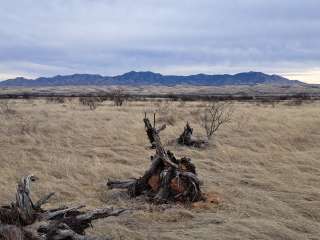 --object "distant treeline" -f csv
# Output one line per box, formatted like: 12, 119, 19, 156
0, 92, 319, 102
